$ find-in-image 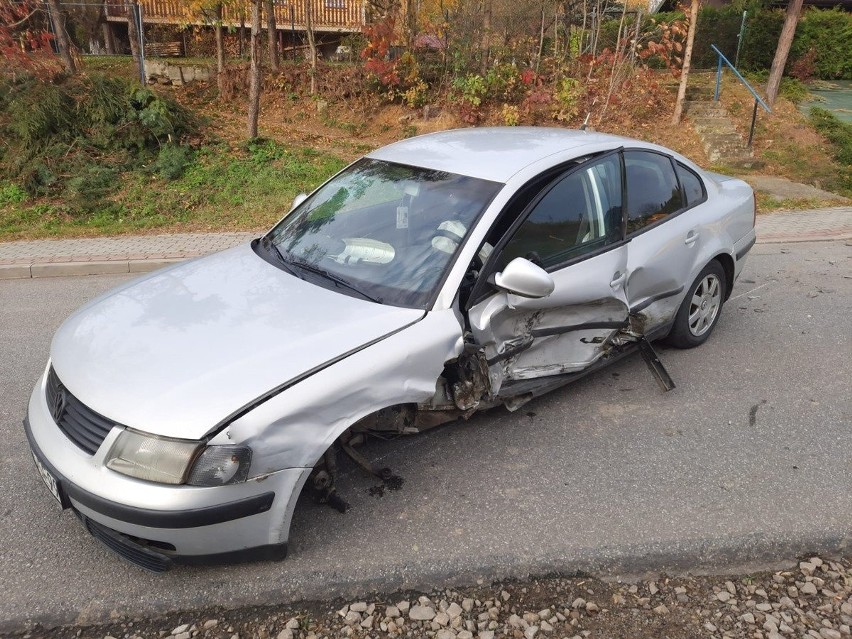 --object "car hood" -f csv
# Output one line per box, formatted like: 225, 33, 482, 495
50, 243, 424, 440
